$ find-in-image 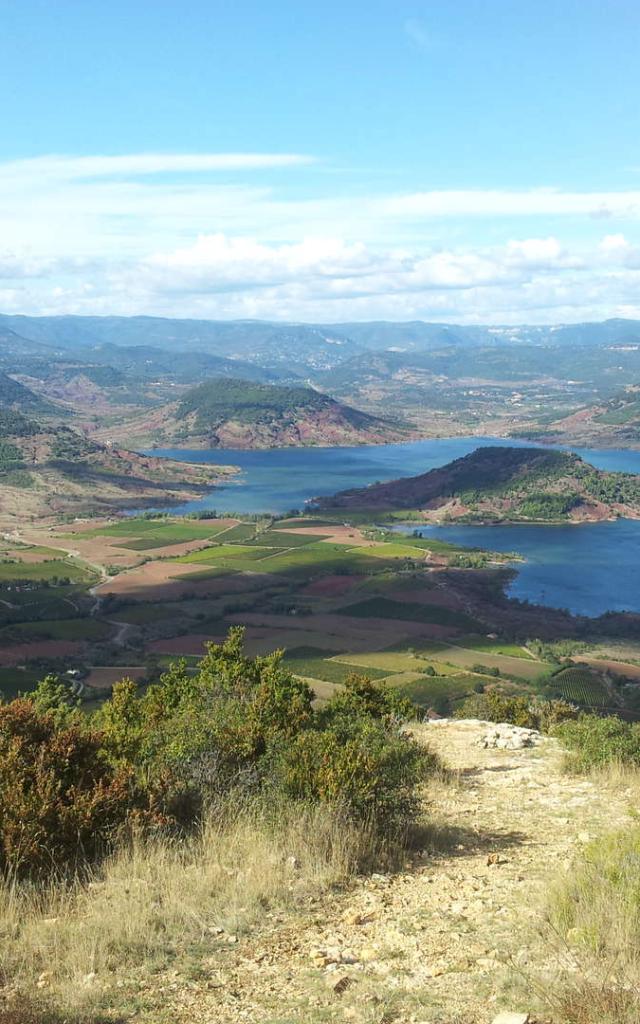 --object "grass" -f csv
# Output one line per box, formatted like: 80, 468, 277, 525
544, 825, 640, 1023
0, 800, 371, 1018
339, 596, 479, 631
